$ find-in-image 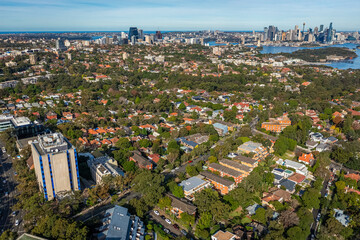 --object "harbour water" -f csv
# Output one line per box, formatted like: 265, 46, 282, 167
260, 43, 360, 70
207, 41, 360, 69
